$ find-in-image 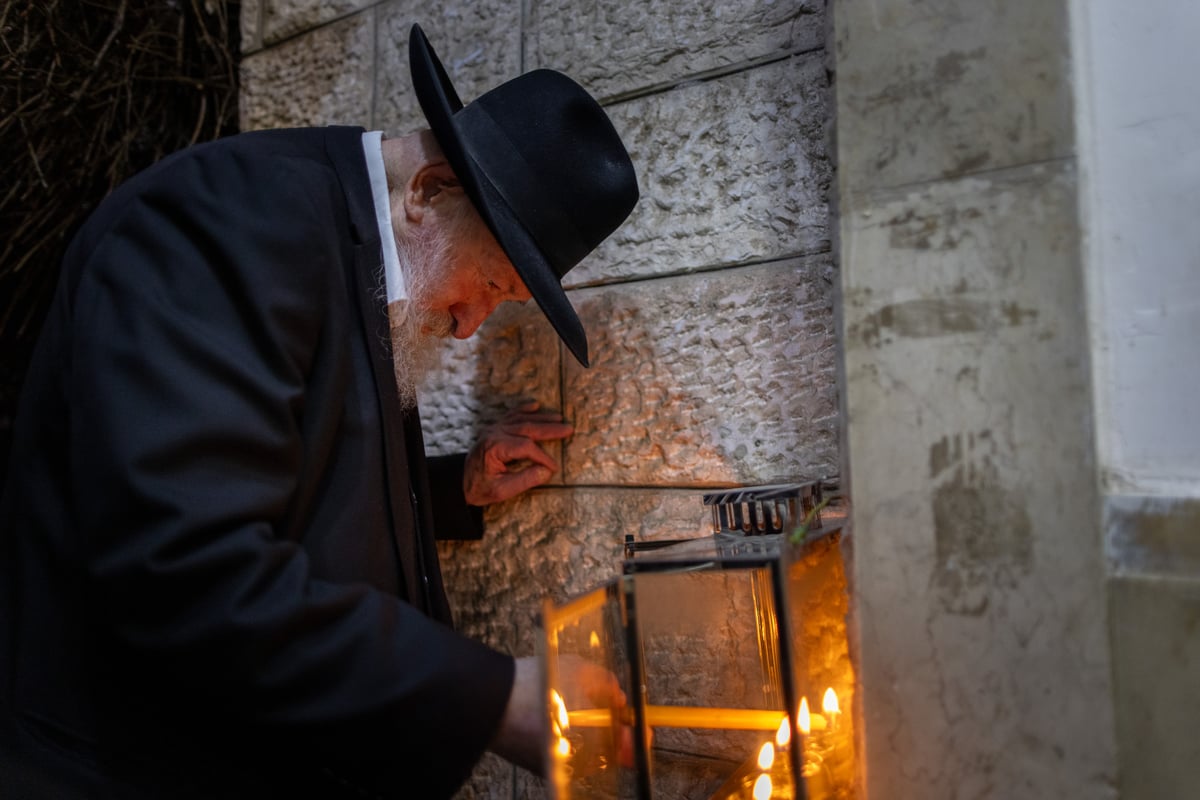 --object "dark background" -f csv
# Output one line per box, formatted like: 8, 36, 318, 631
0, 0, 241, 491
